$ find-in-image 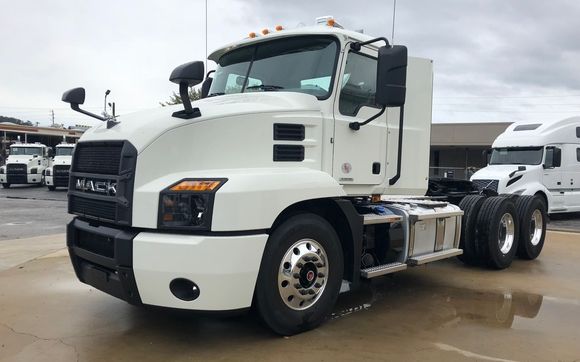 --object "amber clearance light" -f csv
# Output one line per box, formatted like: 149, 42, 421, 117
170, 180, 222, 192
